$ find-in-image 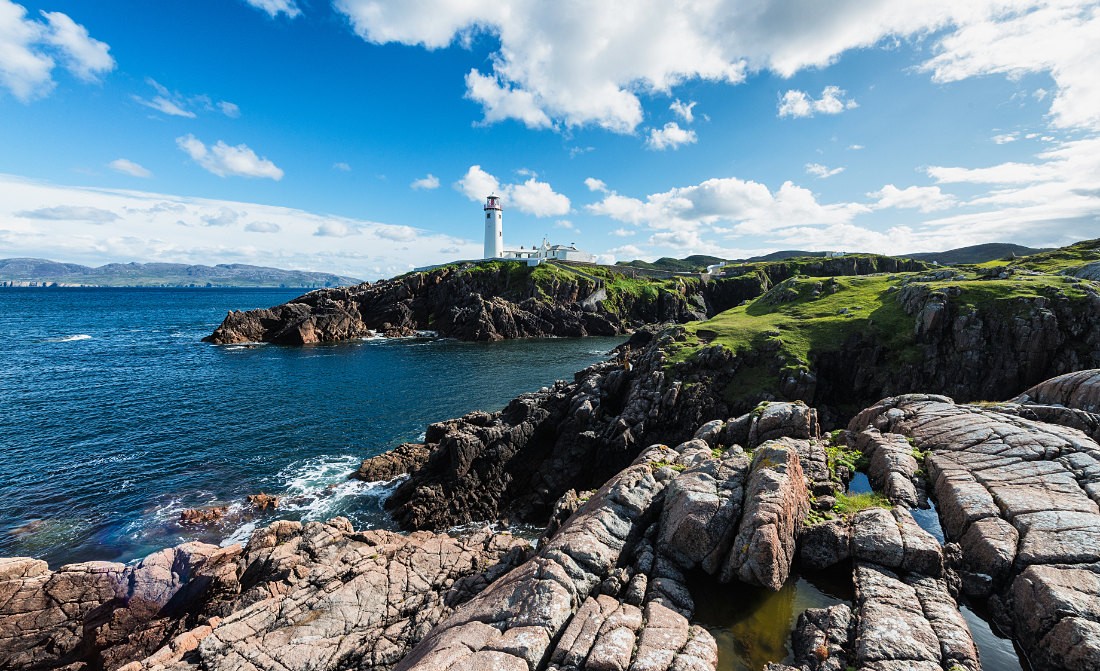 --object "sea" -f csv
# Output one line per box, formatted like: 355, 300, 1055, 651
0, 287, 625, 567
